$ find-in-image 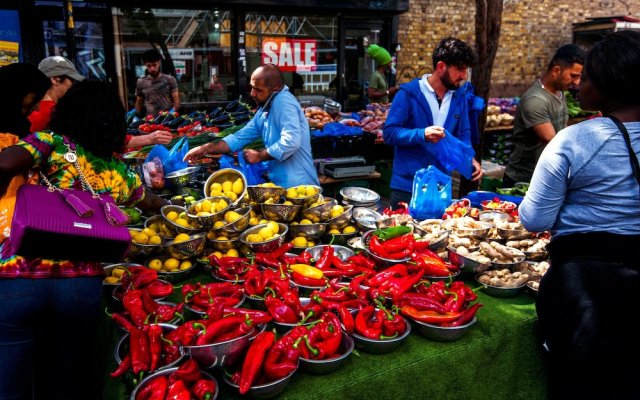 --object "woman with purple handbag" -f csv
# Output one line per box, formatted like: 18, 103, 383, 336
0, 79, 167, 399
